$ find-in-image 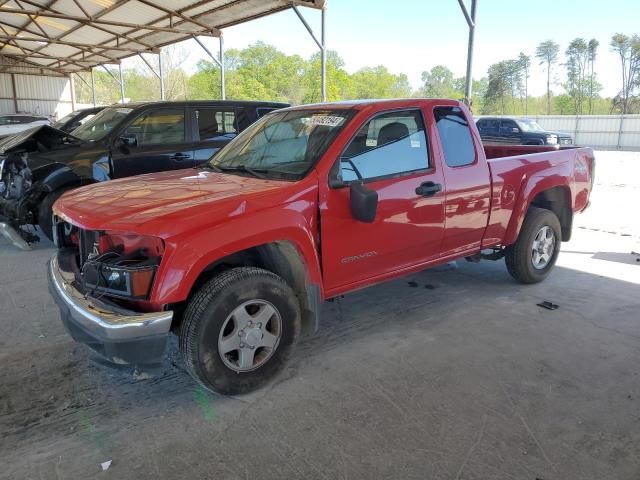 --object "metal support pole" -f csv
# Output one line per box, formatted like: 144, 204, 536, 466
158, 51, 165, 100
459, 0, 477, 107
90, 68, 97, 106
10, 73, 18, 112
292, 3, 326, 102
321, 7, 326, 102
220, 34, 225, 100
118, 63, 125, 104
617, 114, 625, 150
69, 74, 76, 111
